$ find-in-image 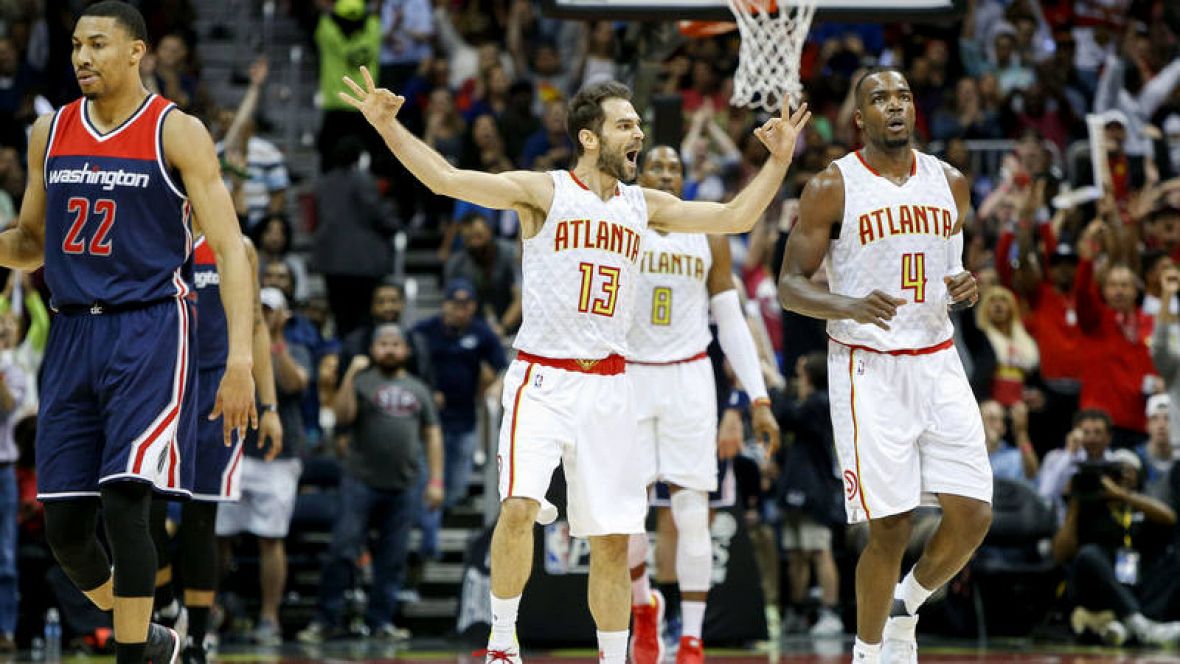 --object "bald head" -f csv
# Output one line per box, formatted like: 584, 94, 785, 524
639, 145, 683, 196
